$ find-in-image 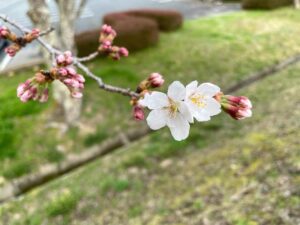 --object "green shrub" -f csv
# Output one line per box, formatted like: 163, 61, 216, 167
76, 9, 182, 54
75, 29, 99, 57
103, 13, 159, 51
126, 9, 183, 31
242, 0, 293, 9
